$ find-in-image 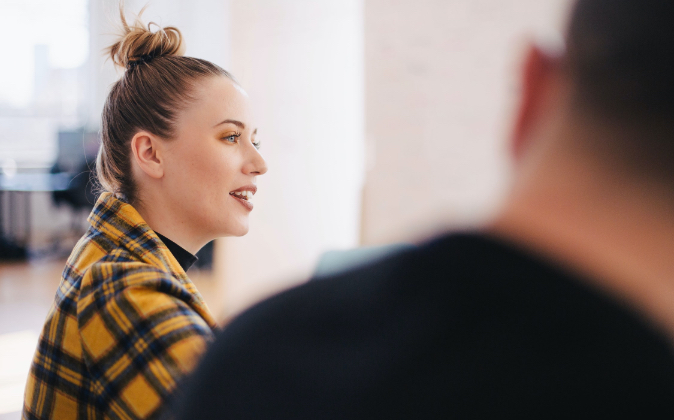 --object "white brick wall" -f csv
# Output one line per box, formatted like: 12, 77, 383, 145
362, 0, 571, 244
